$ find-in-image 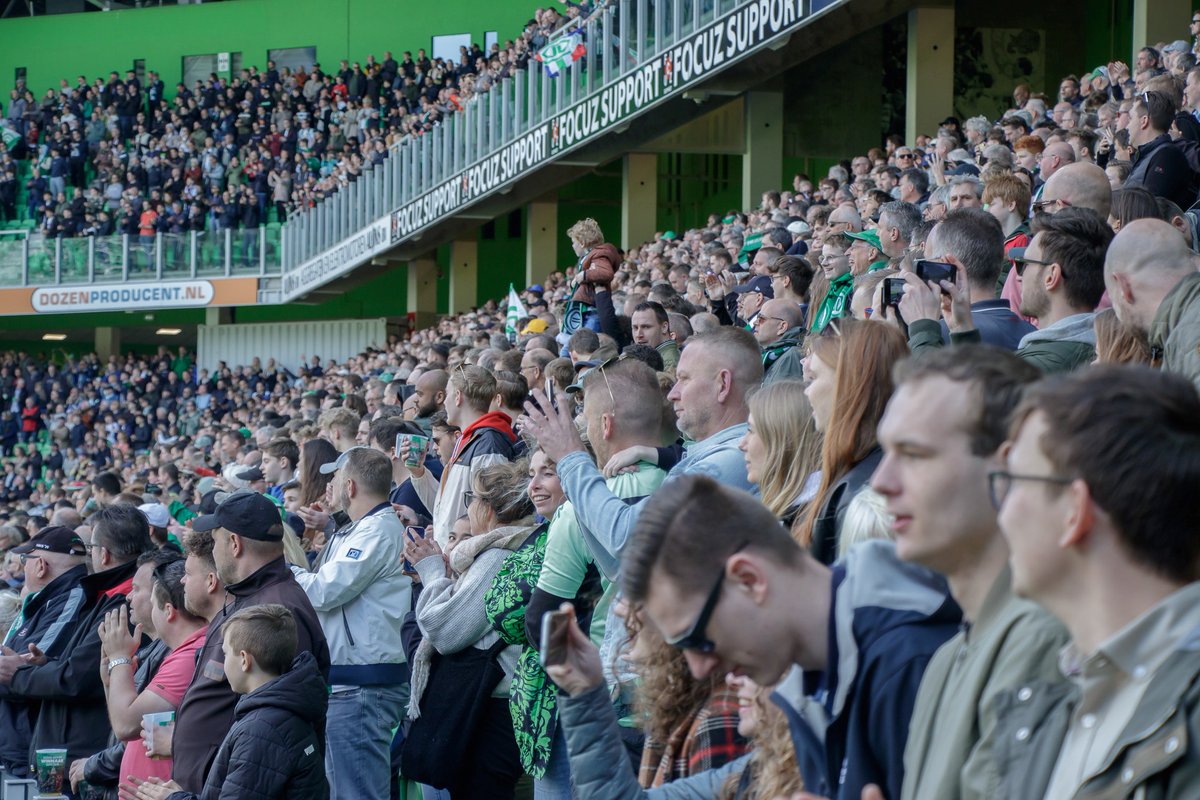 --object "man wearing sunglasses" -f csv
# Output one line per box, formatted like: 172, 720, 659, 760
0, 526, 88, 778
547, 476, 958, 800
991, 366, 1200, 799
871, 348, 1067, 800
